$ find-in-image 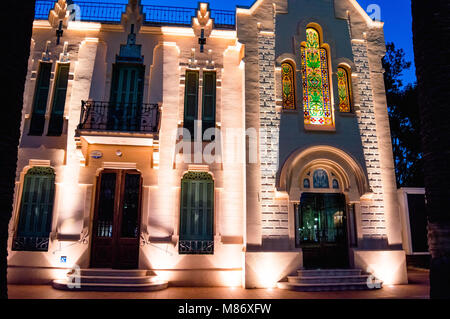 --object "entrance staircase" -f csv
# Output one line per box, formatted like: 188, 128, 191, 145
277, 269, 383, 292
52, 269, 168, 292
